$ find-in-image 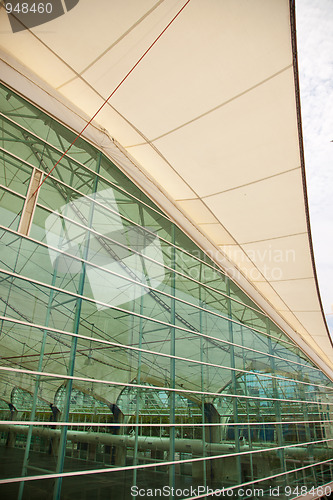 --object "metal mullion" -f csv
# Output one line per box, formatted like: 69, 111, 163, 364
199, 264, 207, 488
226, 276, 242, 484
168, 223, 176, 498
267, 320, 287, 485
133, 206, 150, 487
240, 325, 254, 489
52, 152, 101, 500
